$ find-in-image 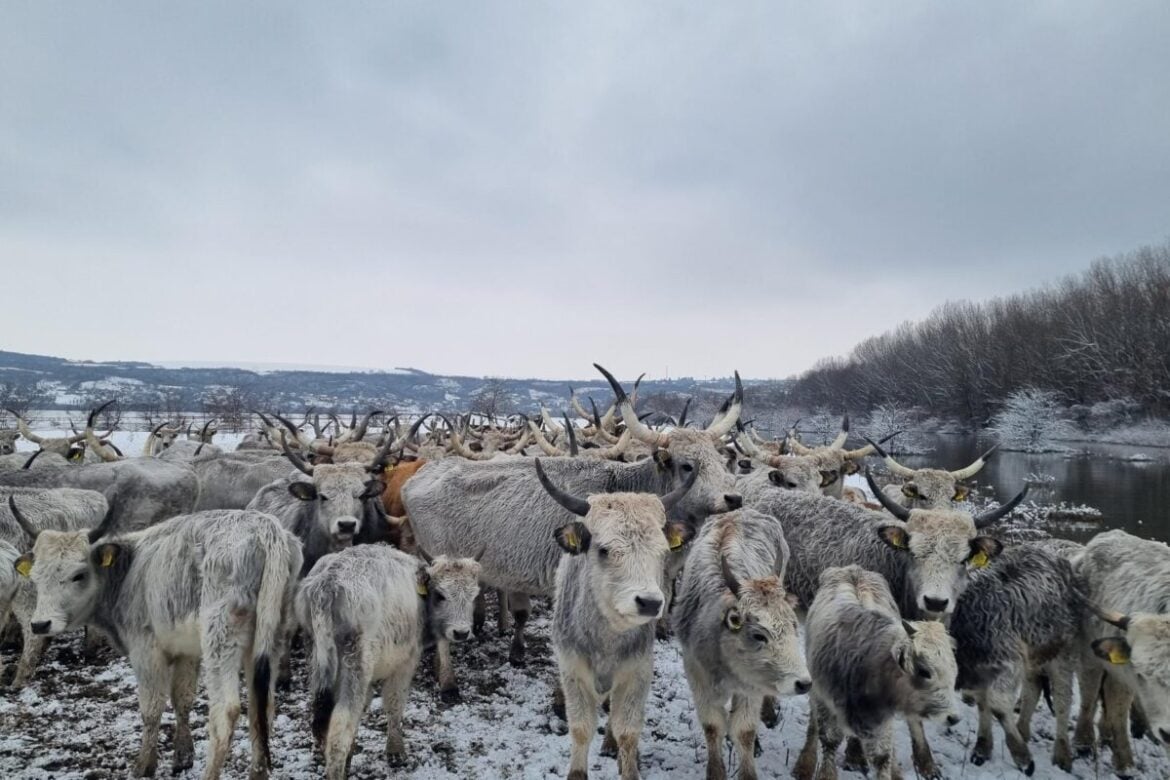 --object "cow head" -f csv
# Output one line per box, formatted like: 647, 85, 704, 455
1092, 610, 1170, 745
287, 464, 384, 546
537, 458, 696, 633
893, 619, 959, 720
866, 437, 997, 509
417, 554, 482, 643
719, 557, 810, 697
0, 429, 18, 455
